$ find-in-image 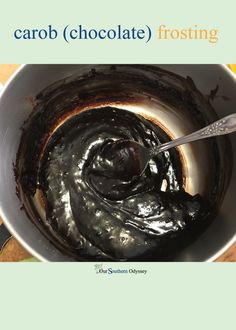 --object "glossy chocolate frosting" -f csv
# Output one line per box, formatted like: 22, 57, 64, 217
15, 65, 231, 260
